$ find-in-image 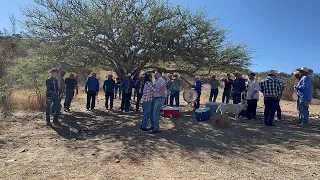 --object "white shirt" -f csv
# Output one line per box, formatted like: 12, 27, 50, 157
246, 79, 260, 100
153, 76, 166, 97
